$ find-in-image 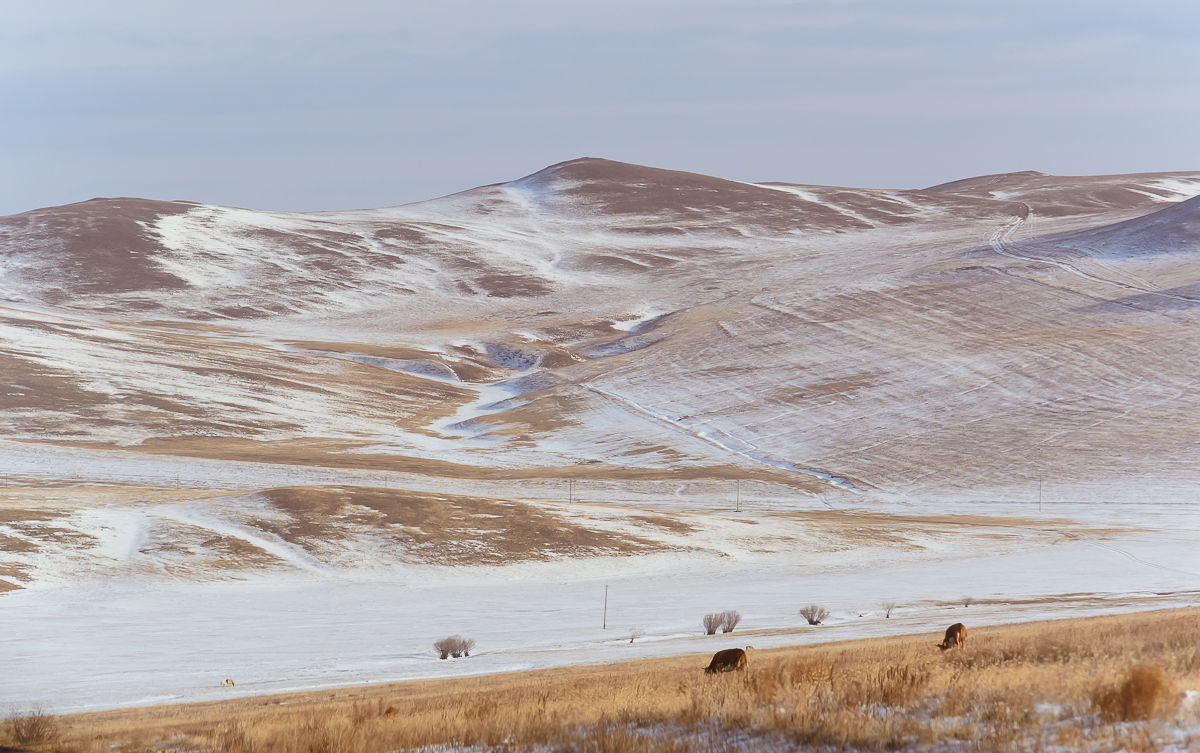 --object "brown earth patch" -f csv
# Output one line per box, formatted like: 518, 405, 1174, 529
5, 522, 95, 547
288, 342, 446, 362
475, 273, 553, 298
629, 514, 696, 534
252, 486, 668, 565
133, 522, 284, 576
0, 352, 111, 413
27, 437, 829, 491
770, 373, 879, 402
454, 391, 585, 442
131, 320, 247, 333
767, 509, 1073, 530
0, 531, 38, 553
0, 507, 60, 524
198, 534, 280, 561
0, 506, 85, 550
285, 342, 504, 383
0, 197, 193, 298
